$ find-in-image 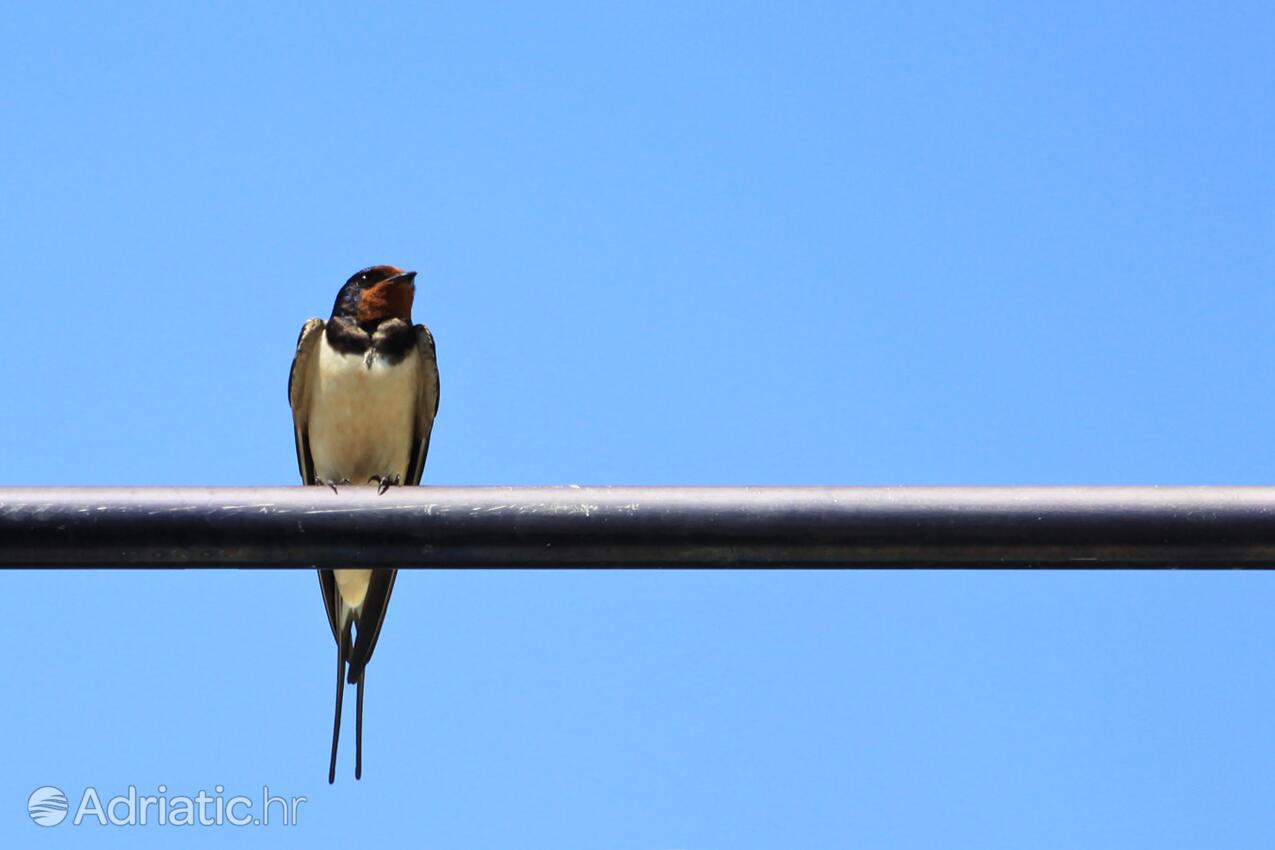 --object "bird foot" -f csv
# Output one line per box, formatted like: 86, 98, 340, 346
321, 478, 352, 494
369, 474, 402, 495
